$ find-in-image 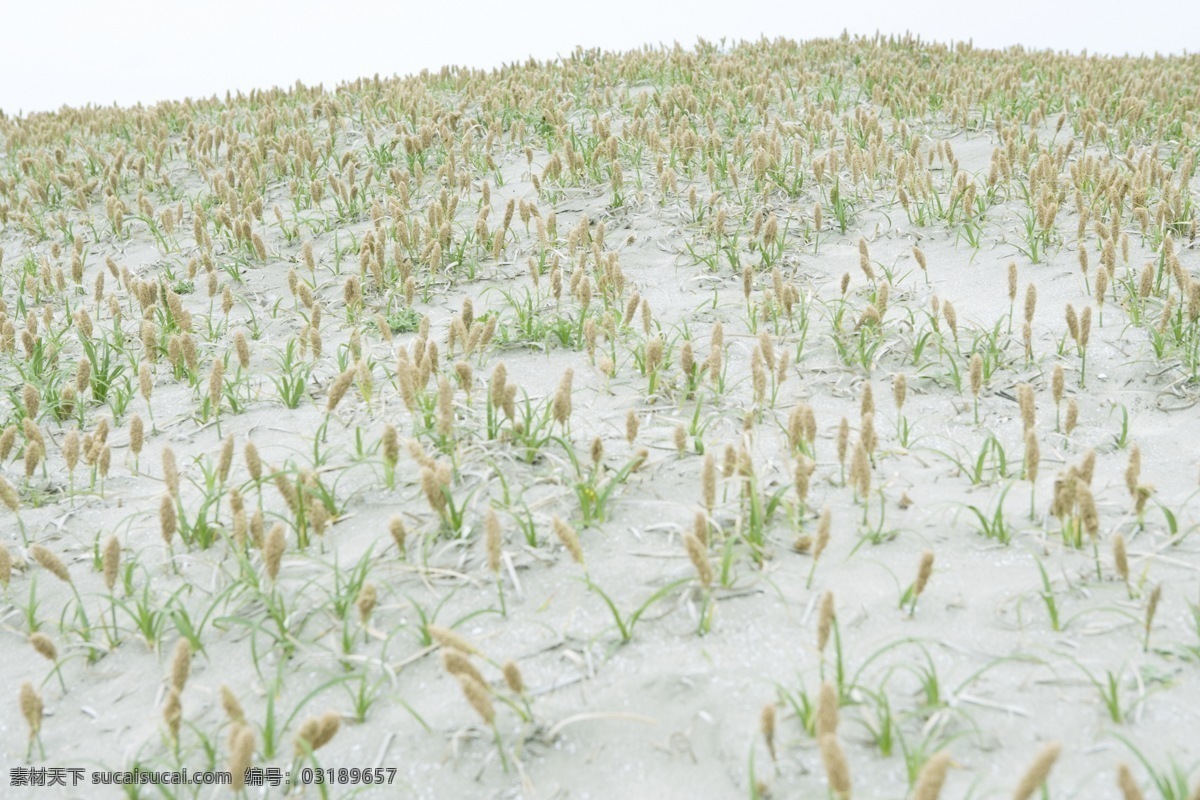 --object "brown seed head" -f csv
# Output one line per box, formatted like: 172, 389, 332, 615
893, 373, 907, 410
1012, 743, 1061, 800
389, 515, 407, 555
683, 532, 713, 588
264, 523, 286, 580
914, 550, 935, 597
1113, 534, 1129, 583
761, 703, 776, 761
818, 733, 852, 799
485, 509, 502, 573
502, 661, 524, 694
552, 515, 584, 565
30, 544, 71, 583
429, 625, 476, 654
169, 638, 191, 692
458, 675, 495, 724
20, 681, 43, 738
356, 582, 378, 623
229, 726, 255, 791
1145, 584, 1162, 640
913, 751, 953, 800
221, 685, 245, 724
1117, 763, 1146, 800
817, 590, 835, 653
30, 632, 57, 661
816, 681, 839, 737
